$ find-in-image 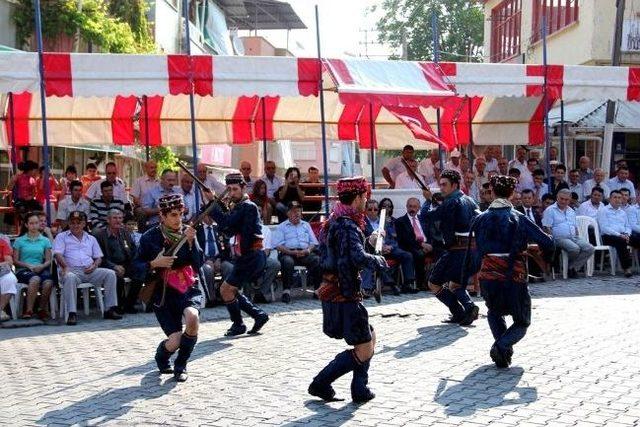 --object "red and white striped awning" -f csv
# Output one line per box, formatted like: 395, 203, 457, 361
1, 52, 639, 150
